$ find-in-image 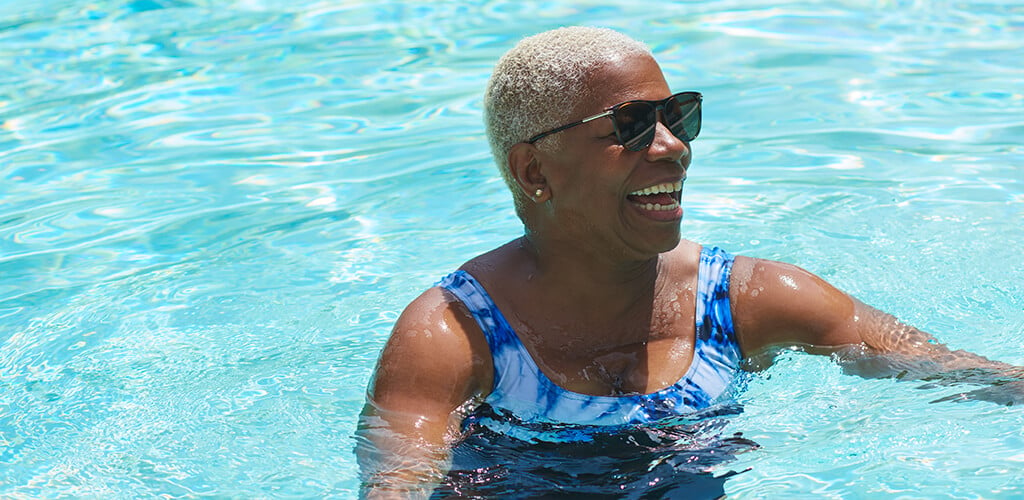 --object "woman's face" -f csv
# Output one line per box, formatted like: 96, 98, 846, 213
534, 53, 692, 260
